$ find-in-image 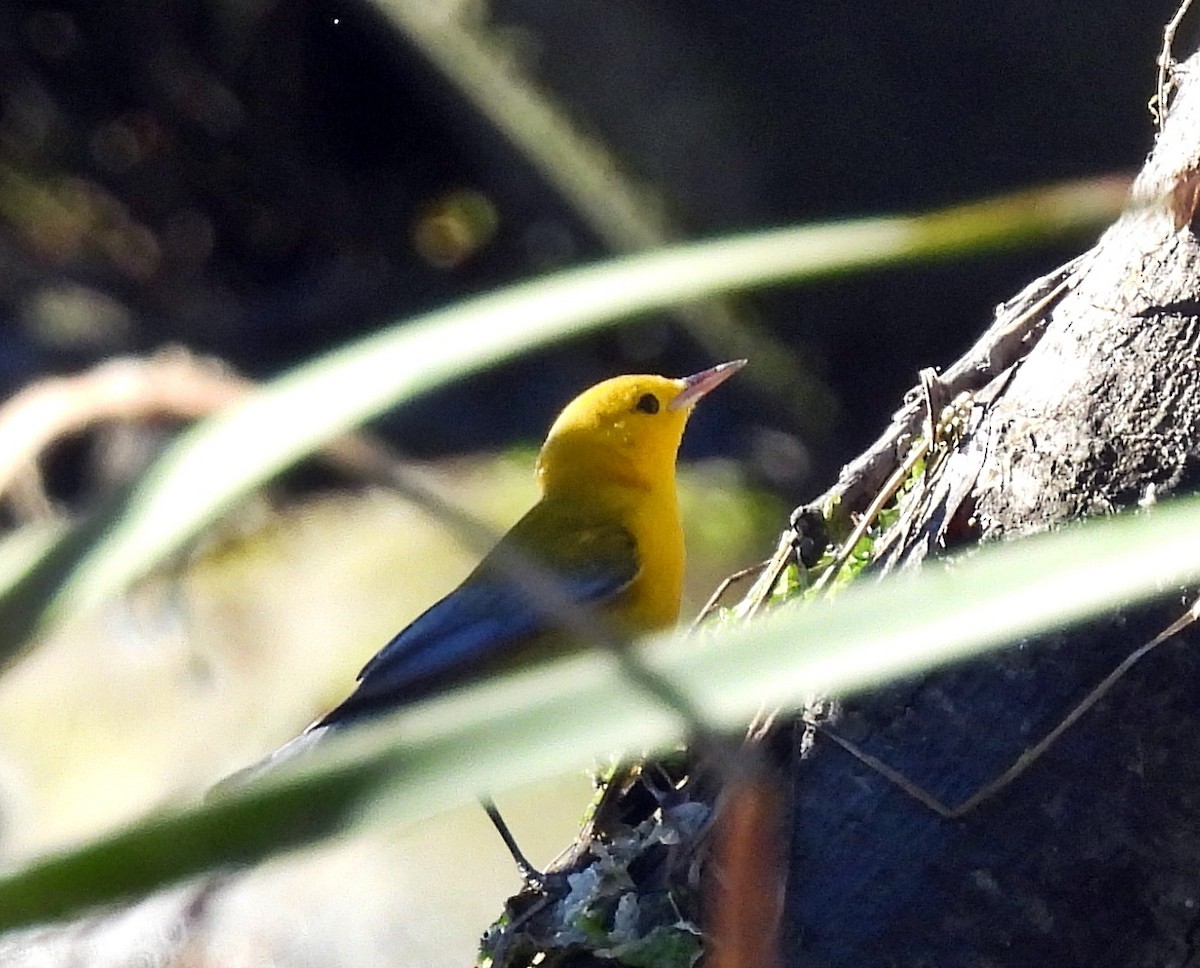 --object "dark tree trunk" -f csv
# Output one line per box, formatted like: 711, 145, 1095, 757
780, 41, 1200, 968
